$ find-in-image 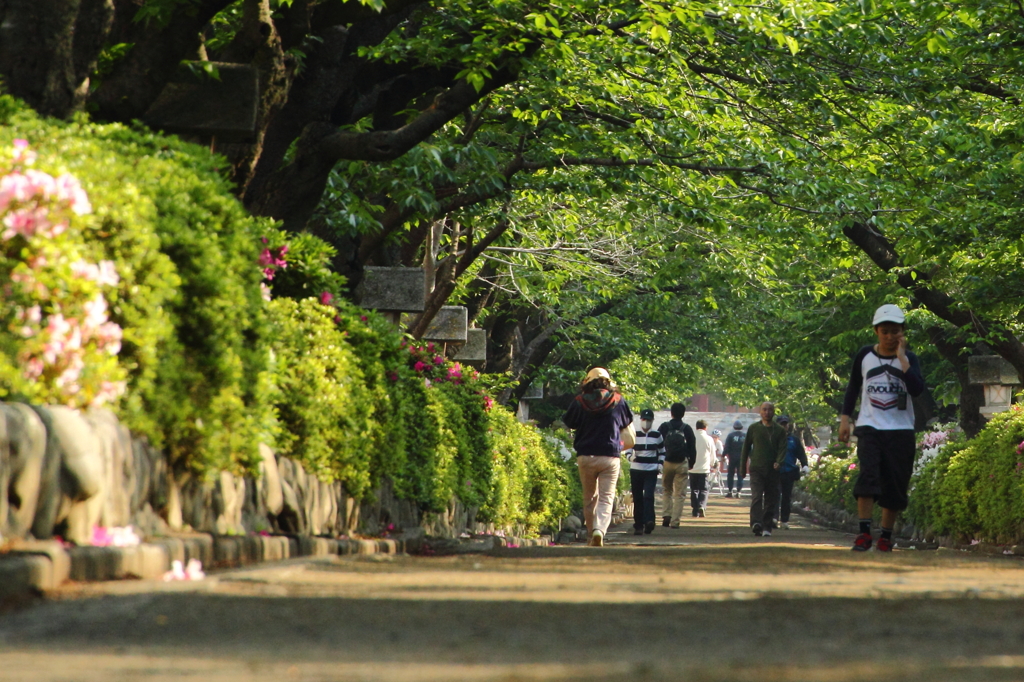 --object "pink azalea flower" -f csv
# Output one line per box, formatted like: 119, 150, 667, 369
96, 260, 119, 287
24, 358, 44, 379
55, 174, 91, 214
414, 361, 427, 372
11, 139, 36, 166
319, 291, 334, 305
83, 294, 109, 328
